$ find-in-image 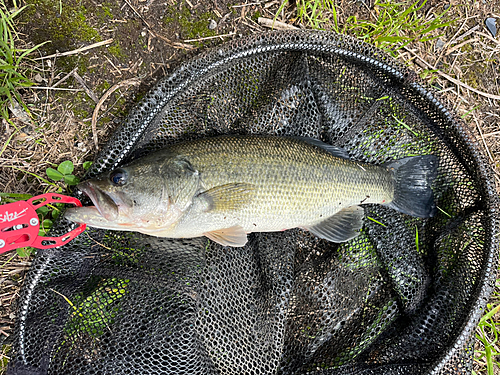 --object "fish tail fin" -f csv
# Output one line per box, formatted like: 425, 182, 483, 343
385, 155, 438, 218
